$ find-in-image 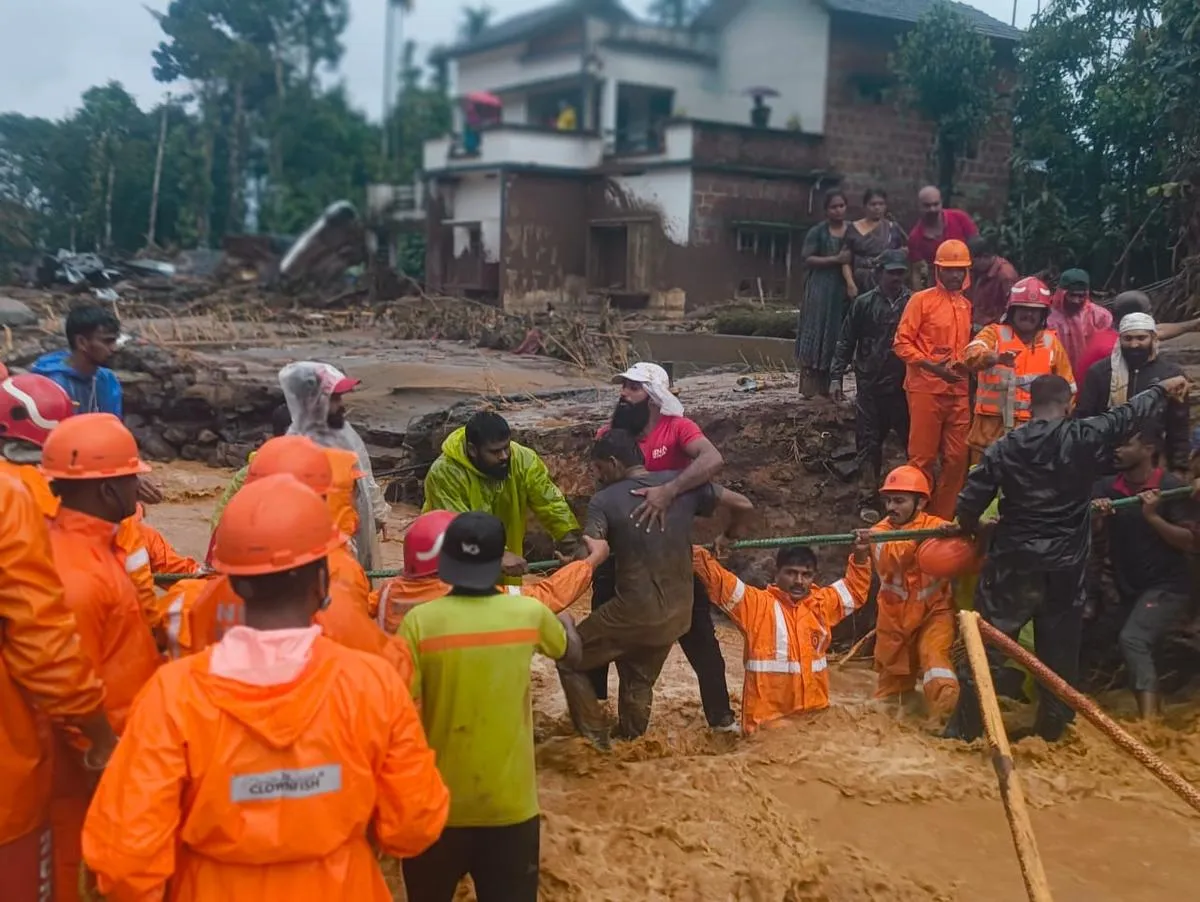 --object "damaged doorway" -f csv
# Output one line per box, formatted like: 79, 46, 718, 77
588, 219, 653, 308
